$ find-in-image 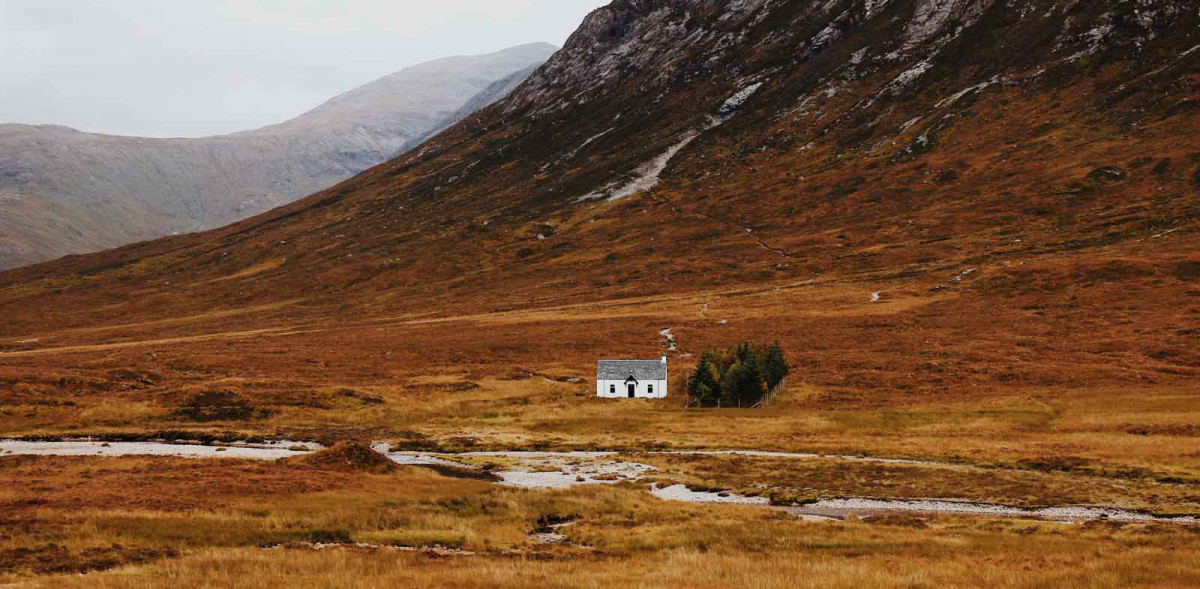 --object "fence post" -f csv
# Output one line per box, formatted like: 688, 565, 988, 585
760, 376, 786, 407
